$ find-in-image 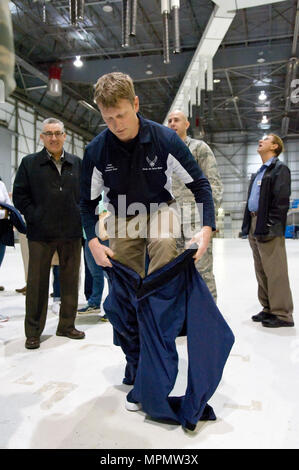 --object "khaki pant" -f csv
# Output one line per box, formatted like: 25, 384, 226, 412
176, 228, 217, 302
248, 216, 293, 322
107, 204, 180, 278
18, 232, 29, 282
